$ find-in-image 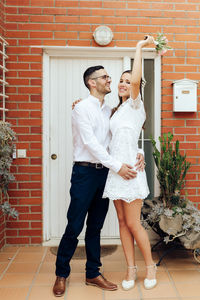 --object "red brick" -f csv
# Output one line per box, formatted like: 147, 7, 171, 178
30, 15, 54, 23
19, 214, 42, 221
6, 0, 29, 5
6, 222, 29, 229
31, 191, 42, 197
31, 175, 42, 181
30, 32, 53, 38
19, 7, 42, 14
69, 8, 91, 15
80, 1, 101, 8
19, 229, 42, 236
103, 1, 125, 8
54, 32, 78, 39
6, 15, 29, 22
55, 16, 79, 23
19, 198, 42, 205
31, 237, 42, 243
55, 0, 79, 7
162, 120, 185, 127
6, 31, 29, 38
7, 237, 29, 244
42, 39, 66, 46
31, 206, 42, 213
30, 0, 54, 6
9, 191, 29, 197
31, 222, 42, 228
43, 8, 67, 15
43, 24, 66, 31
79, 16, 103, 23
